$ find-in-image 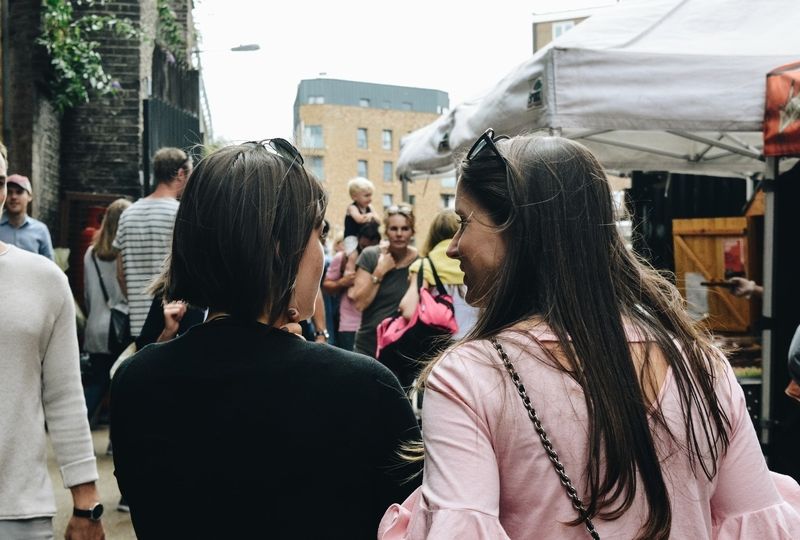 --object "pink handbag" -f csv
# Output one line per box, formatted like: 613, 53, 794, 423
376, 258, 458, 359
